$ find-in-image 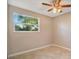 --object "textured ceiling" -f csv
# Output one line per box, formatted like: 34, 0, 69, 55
8, 0, 71, 17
